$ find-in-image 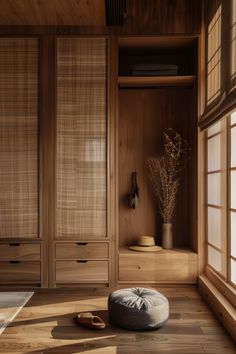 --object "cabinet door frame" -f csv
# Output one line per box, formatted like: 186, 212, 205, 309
43, 35, 117, 287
